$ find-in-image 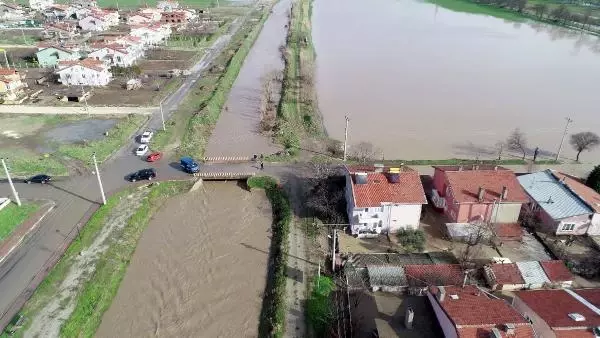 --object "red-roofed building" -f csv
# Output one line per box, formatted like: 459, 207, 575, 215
540, 260, 573, 288
345, 165, 426, 235
551, 171, 600, 236
428, 285, 535, 338
405, 264, 465, 288
484, 263, 526, 291
512, 289, 600, 338
431, 166, 528, 242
